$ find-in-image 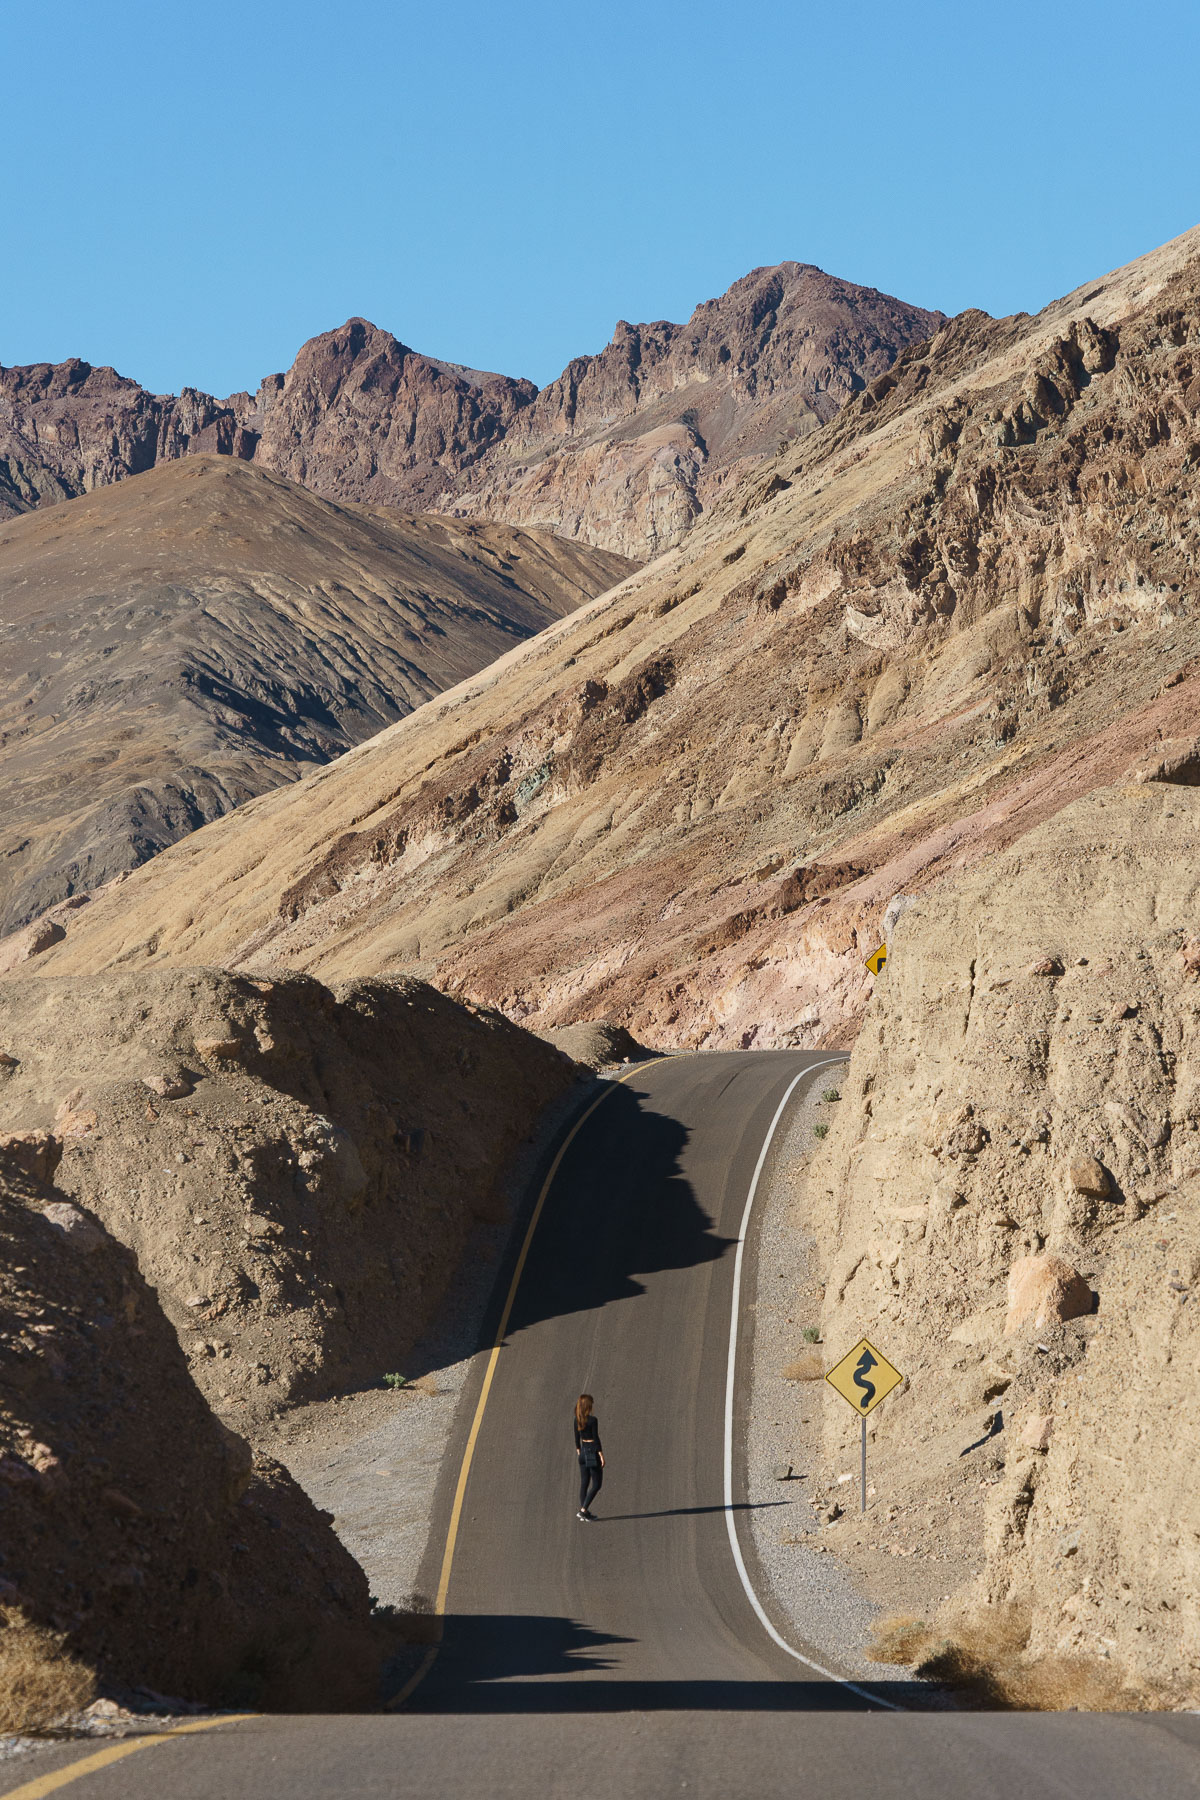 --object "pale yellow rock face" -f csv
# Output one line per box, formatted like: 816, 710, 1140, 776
811, 785, 1200, 1703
